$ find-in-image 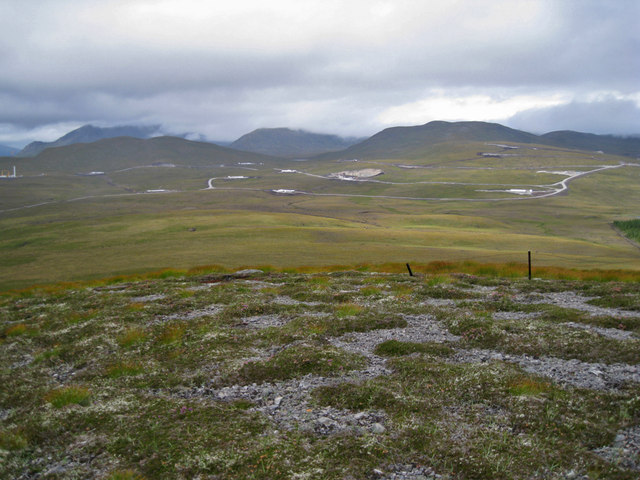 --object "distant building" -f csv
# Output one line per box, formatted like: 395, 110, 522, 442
0, 166, 16, 178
